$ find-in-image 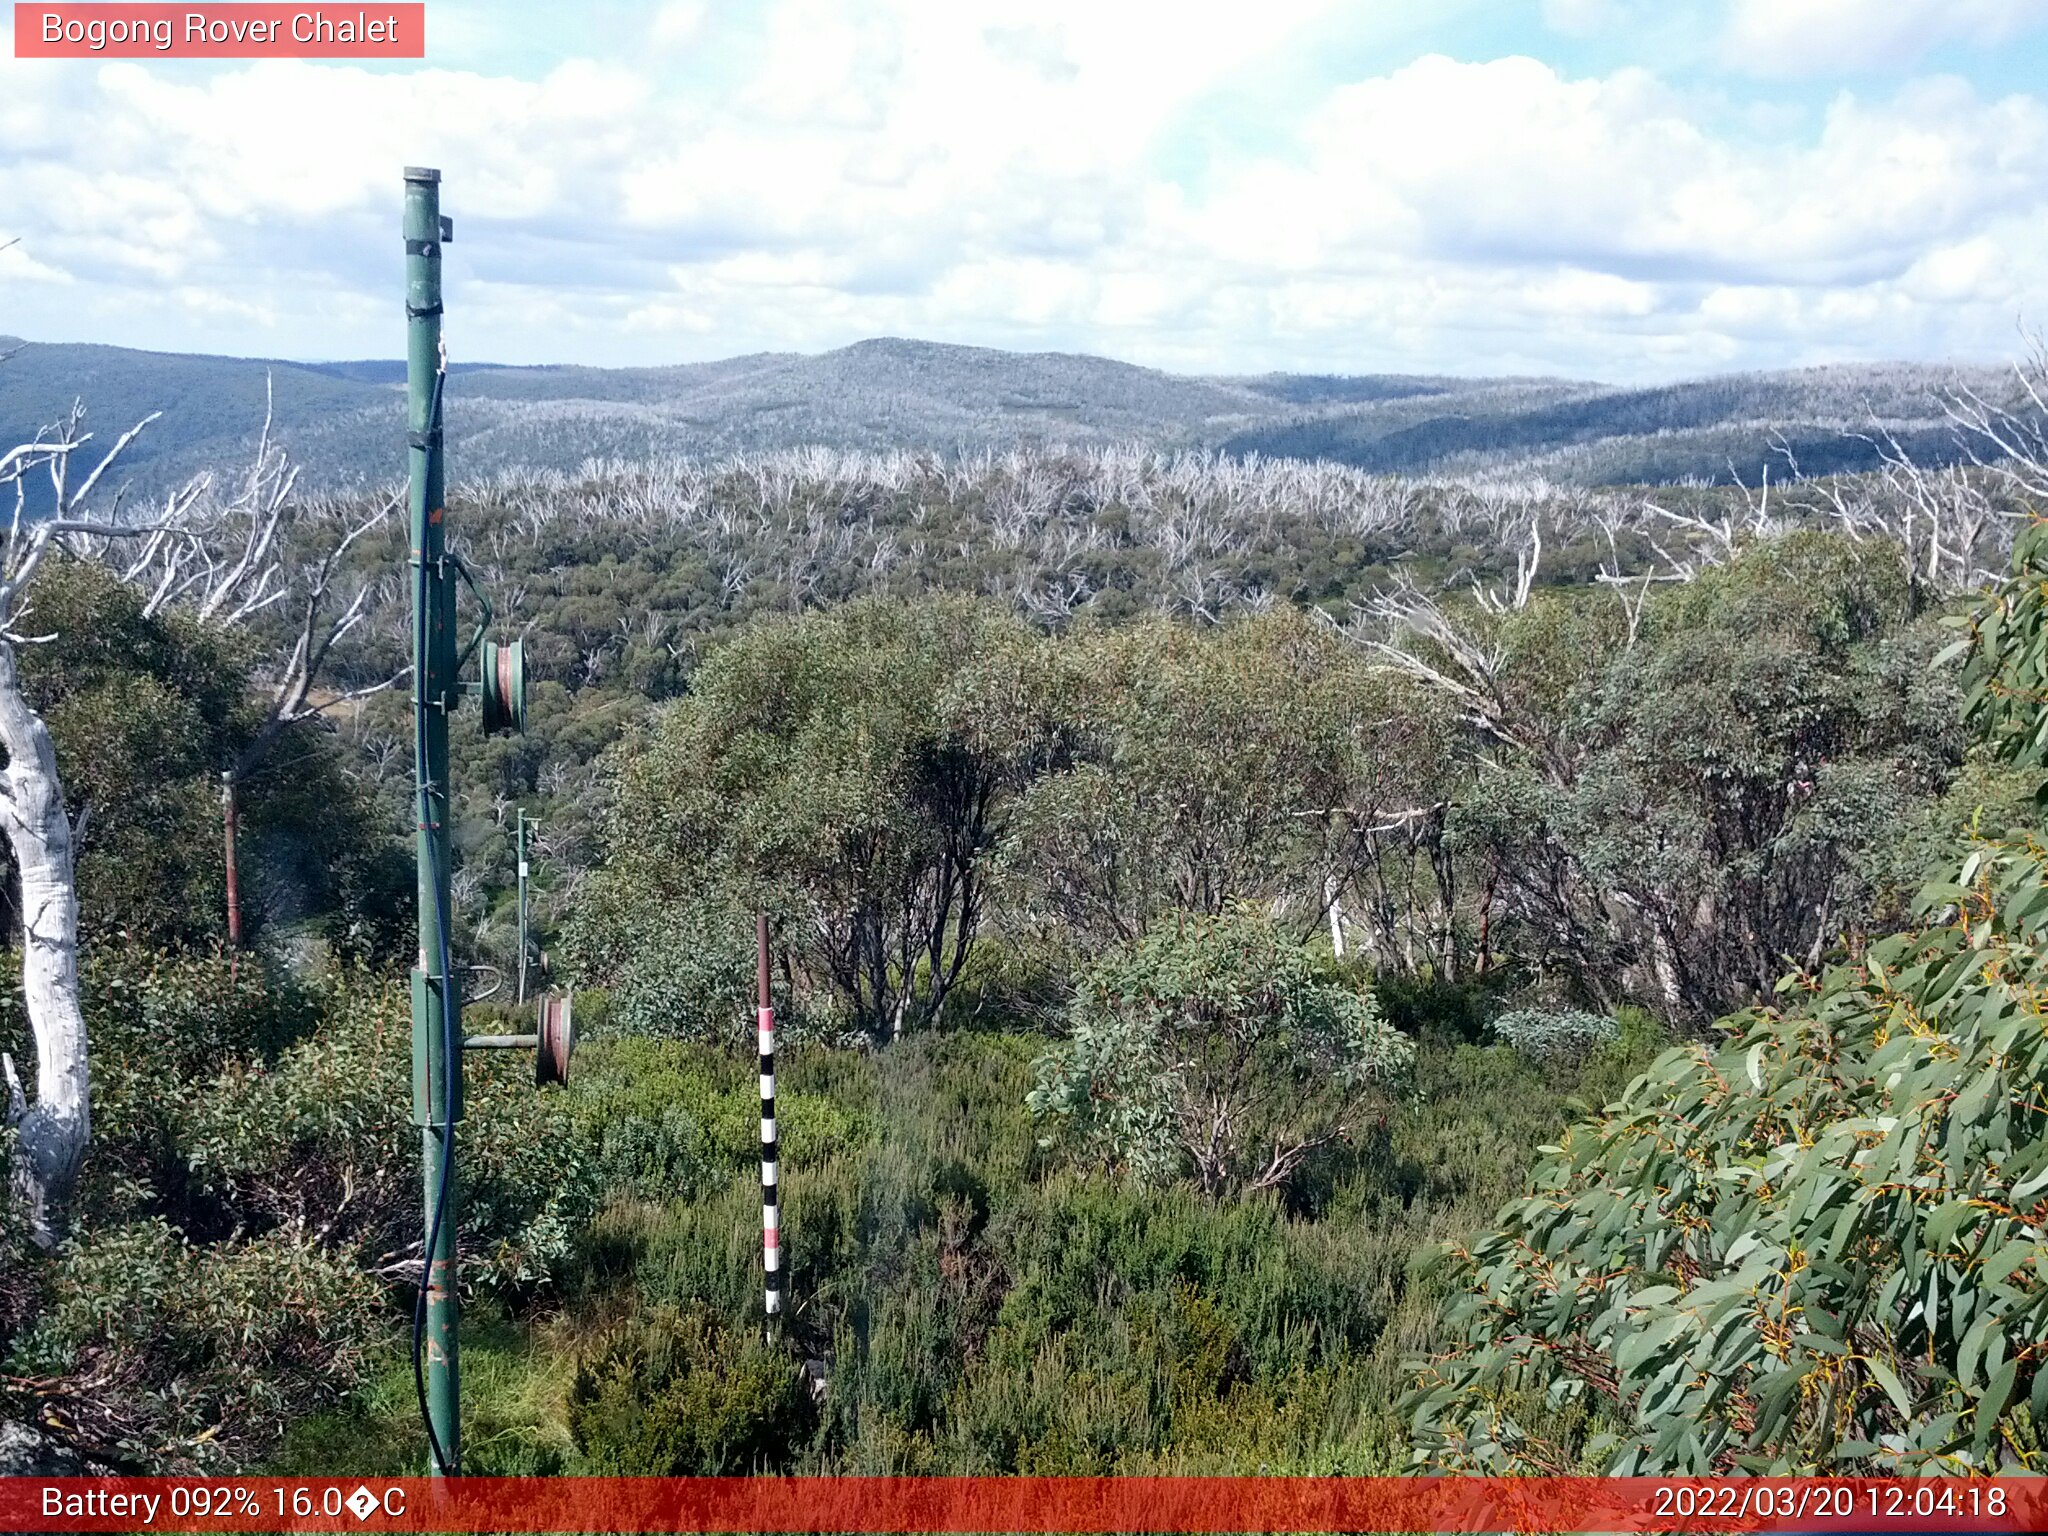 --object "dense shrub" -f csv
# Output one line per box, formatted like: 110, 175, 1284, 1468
270, 1014, 1673, 1476
1485, 1007, 1619, 1064
999, 612, 1448, 951
0, 951, 600, 1469
1029, 907, 1412, 1195
7, 560, 409, 961
1409, 852, 2048, 1472
1369, 970, 1520, 1045
8, 1219, 384, 1468
562, 893, 758, 1044
568, 1037, 874, 1208
1407, 532, 2048, 1474
568, 1304, 816, 1473
1448, 534, 1962, 1021
585, 597, 1061, 1043
178, 980, 604, 1292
